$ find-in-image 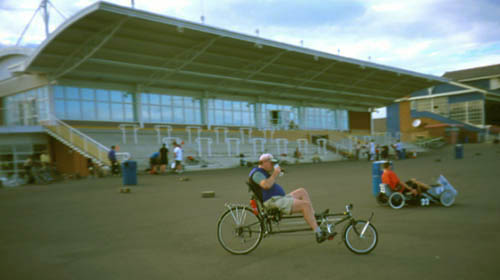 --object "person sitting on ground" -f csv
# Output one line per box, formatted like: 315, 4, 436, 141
381, 162, 430, 196
149, 152, 160, 174
249, 153, 335, 243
